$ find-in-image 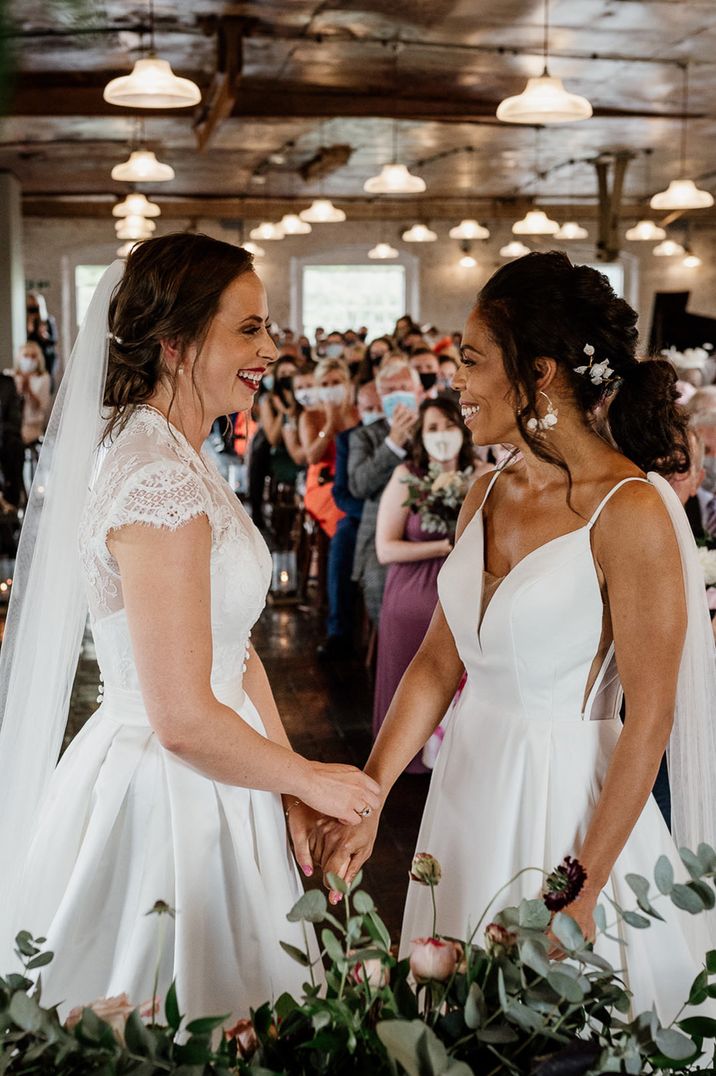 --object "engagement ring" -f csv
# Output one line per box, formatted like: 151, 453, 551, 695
358, 806, 372, 818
